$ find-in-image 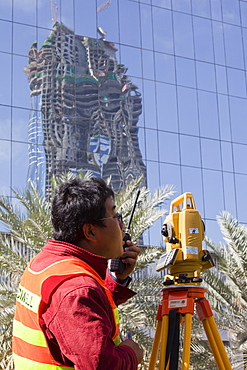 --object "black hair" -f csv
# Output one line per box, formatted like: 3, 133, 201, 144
51, 177, 114, 245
